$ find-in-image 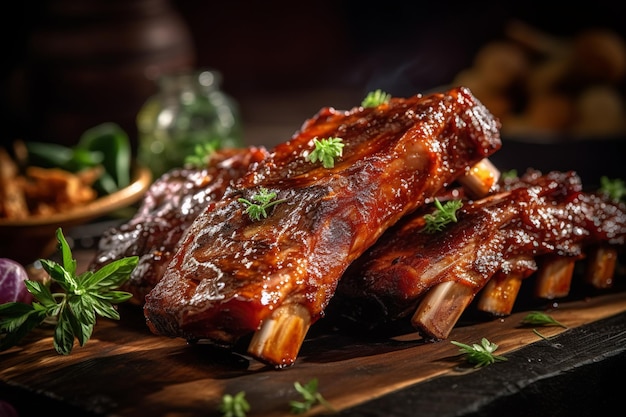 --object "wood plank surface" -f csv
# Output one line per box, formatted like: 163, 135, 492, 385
2, 277, 626, 417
